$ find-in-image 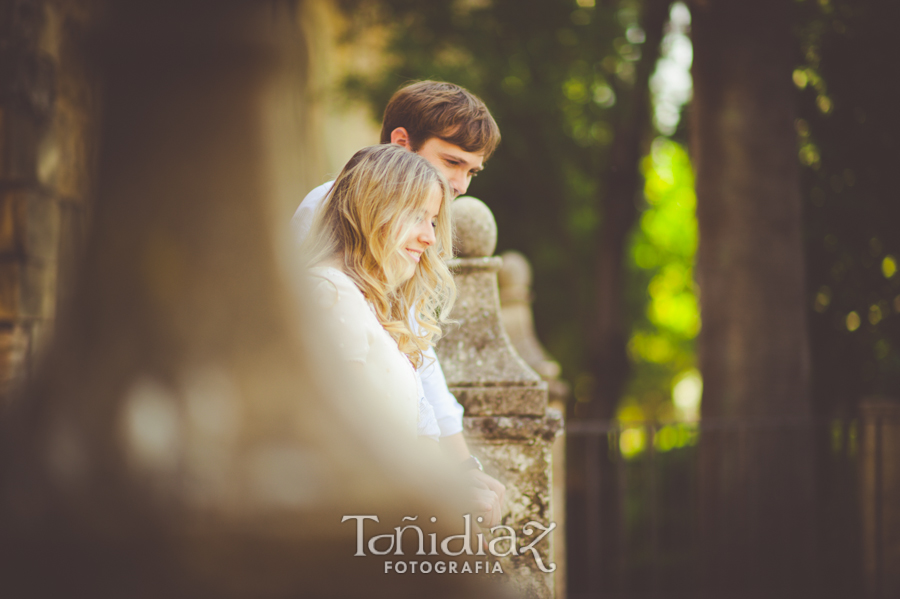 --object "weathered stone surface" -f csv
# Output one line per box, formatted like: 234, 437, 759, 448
452, 196, 497, 258
0, 105, 41, 181
451, 384, 547, 417
26, 0, 93, 196
499, 250, 562, 381
465, 409, 563, 443
465, 408, 563, 598
0, 0, 55, 184
438, 196, 561, 597
39, 96, 93, 200
0, 0, 99, 394
438, 257, 544, 415
0, 189, 60, 263
475, 435, 553, 598
0, 321, 31, 396
0, 260, 56, 320
497, 250, 569, 599
39, 0, 99, 203
498, 249, 530, 301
